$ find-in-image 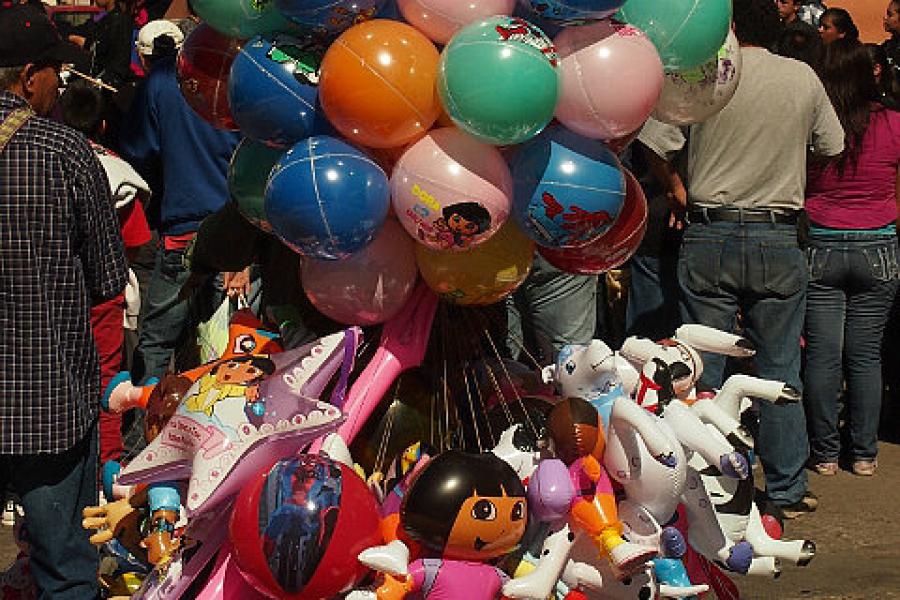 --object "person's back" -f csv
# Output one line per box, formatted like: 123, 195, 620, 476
687, 49, 843, 211
121, 55, 239, 236
0, 5, 127, 597
806, 105, 900, 227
